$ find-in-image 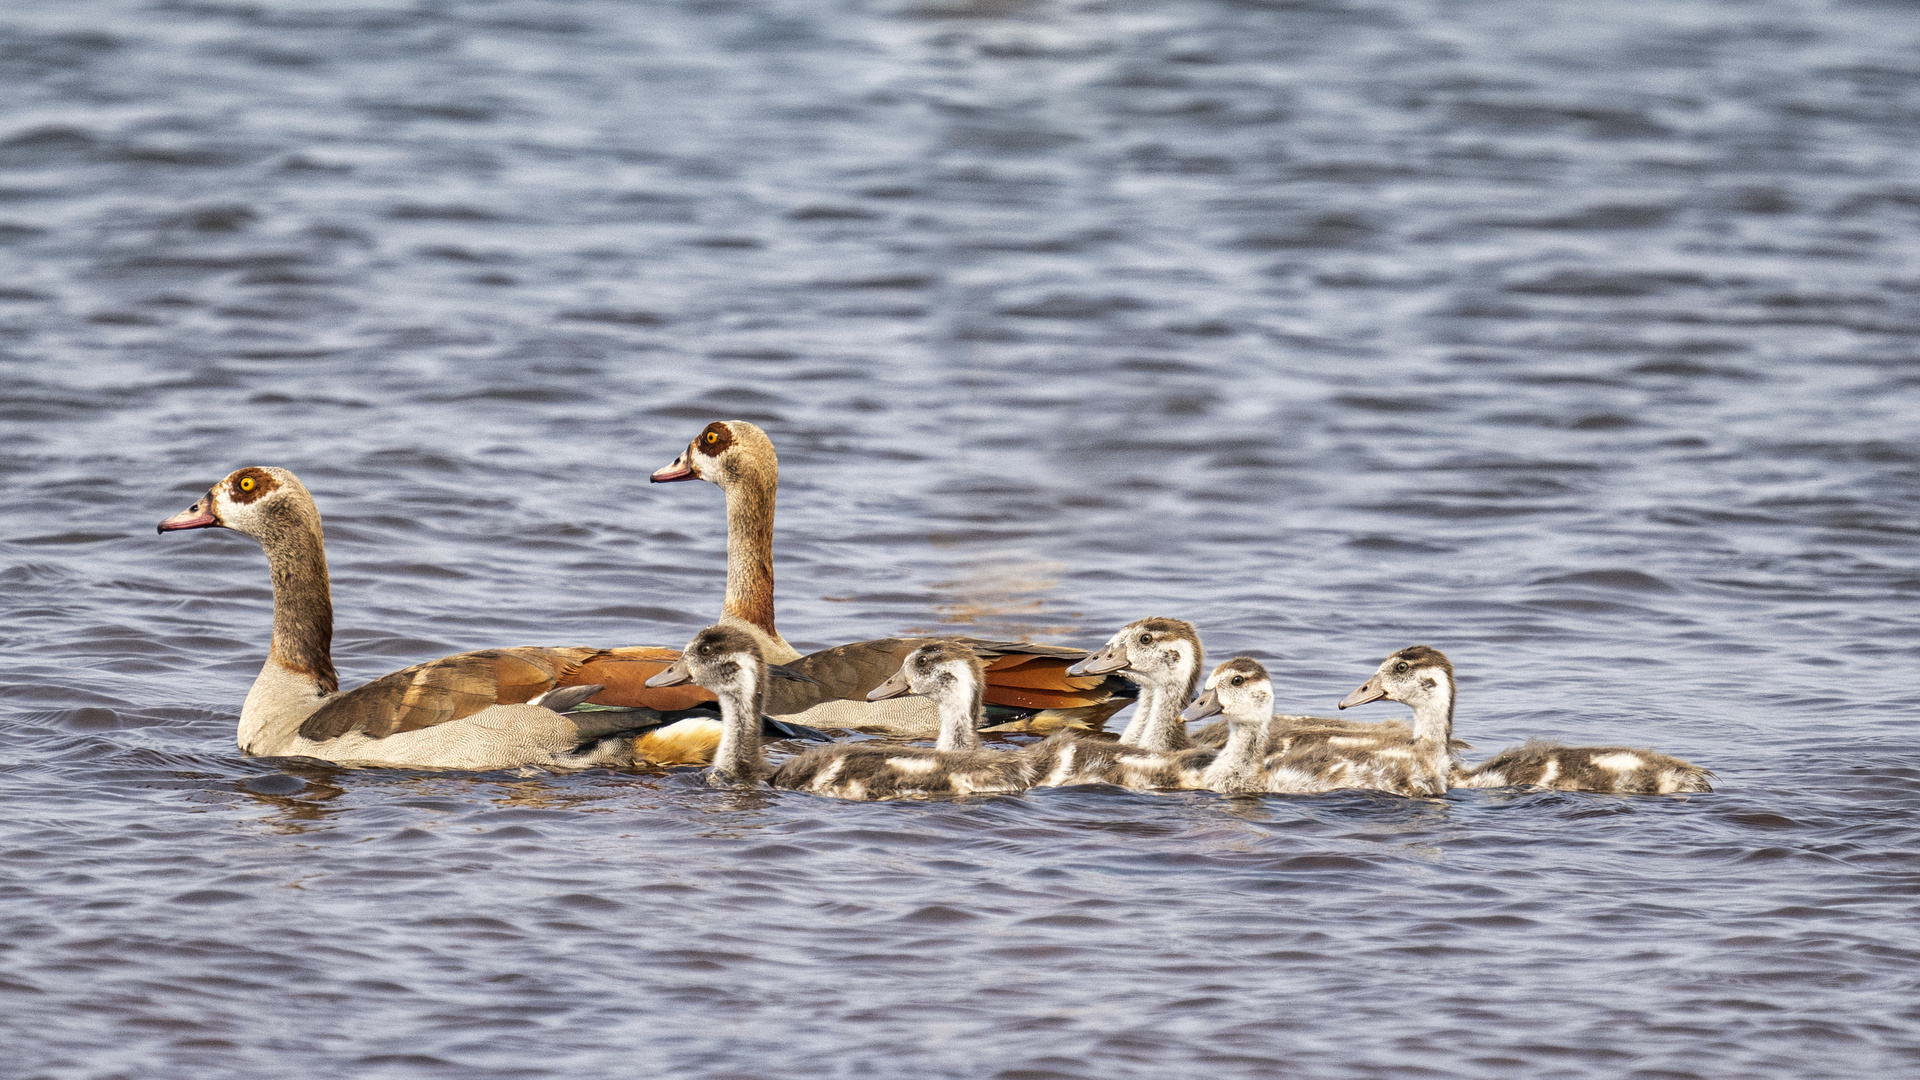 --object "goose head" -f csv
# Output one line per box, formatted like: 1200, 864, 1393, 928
1338, 645, 1454, 716
1068, 617, 1203, 702
157, 466, 320, 542
650, 420, 778, 491
158, 465, 335, 693
867, 640, 987, 704
647, 623, 767, 705
648, 420, 787, 652
1181, 657, 1273, 725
